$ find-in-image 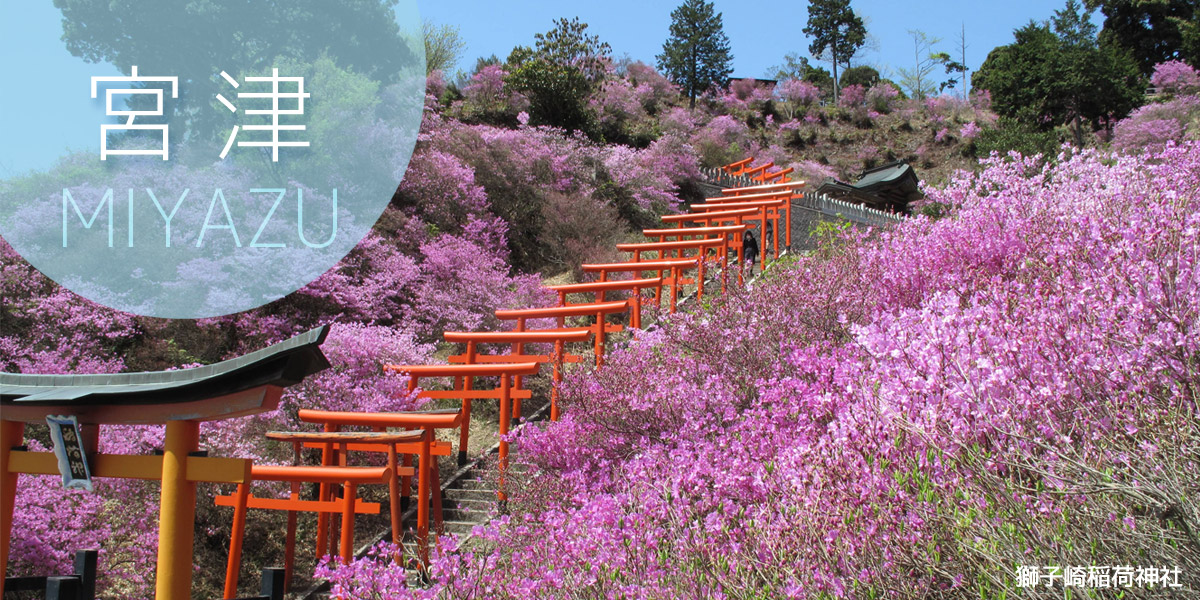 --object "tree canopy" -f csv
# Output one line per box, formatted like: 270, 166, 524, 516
1085, 0, 1197, 74
506, 18, 611, 133
840, 65, 880, 88
974, 0, 1143, 146
897, 30, 943, 100
657, 0, 733, 109
803, 0, 867, 102
768, 52, 835, 96
424, 21, 466, 76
